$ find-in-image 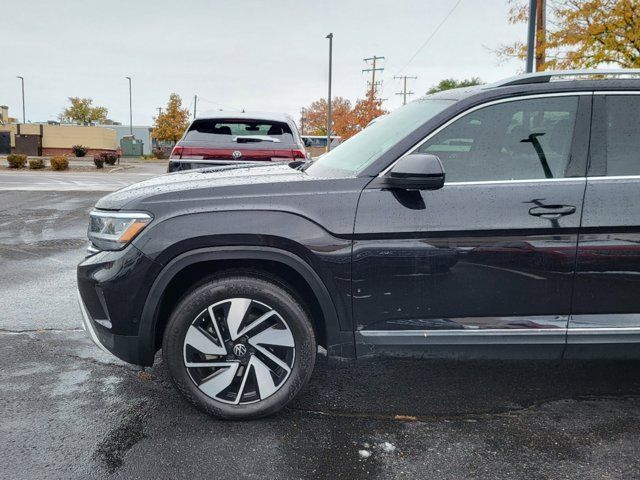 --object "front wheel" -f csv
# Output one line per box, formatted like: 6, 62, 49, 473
162, 273, 316, 419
